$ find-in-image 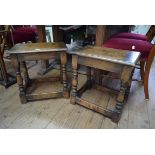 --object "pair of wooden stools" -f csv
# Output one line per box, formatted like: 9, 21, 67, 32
8, 42, 140, 122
